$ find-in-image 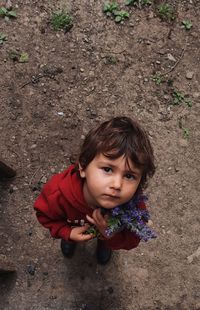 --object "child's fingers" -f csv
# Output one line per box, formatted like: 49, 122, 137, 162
80, 234, 94, 241
93, 209, 107, 226
86, 214, 96, 225
77, 224, 90, 233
